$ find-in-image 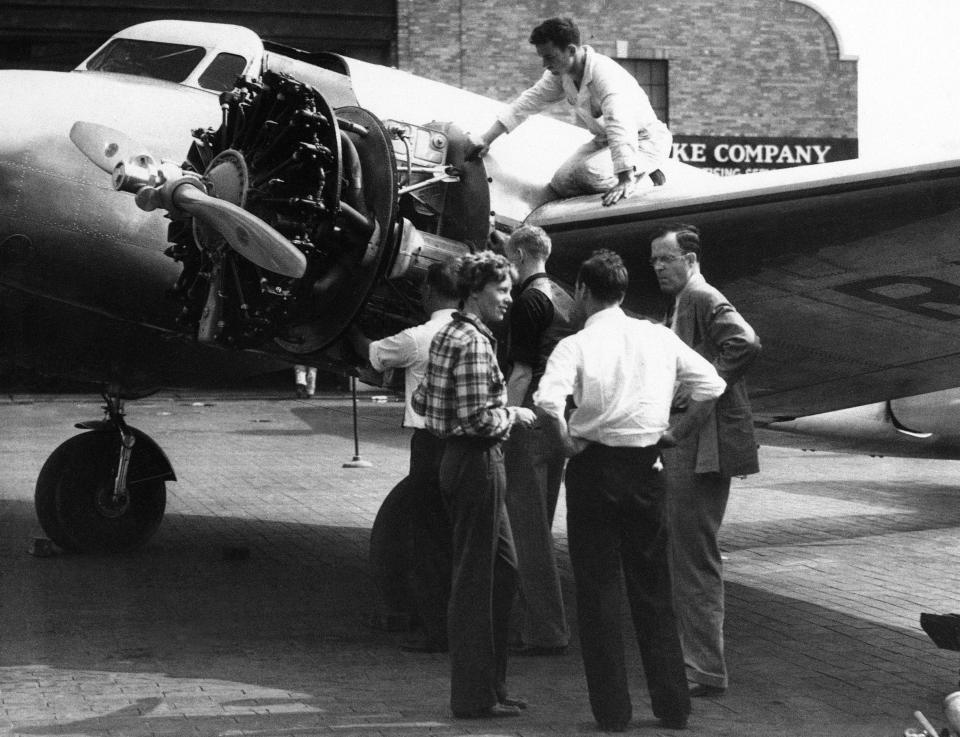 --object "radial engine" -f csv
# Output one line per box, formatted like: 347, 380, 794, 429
155, 69, 490, 364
